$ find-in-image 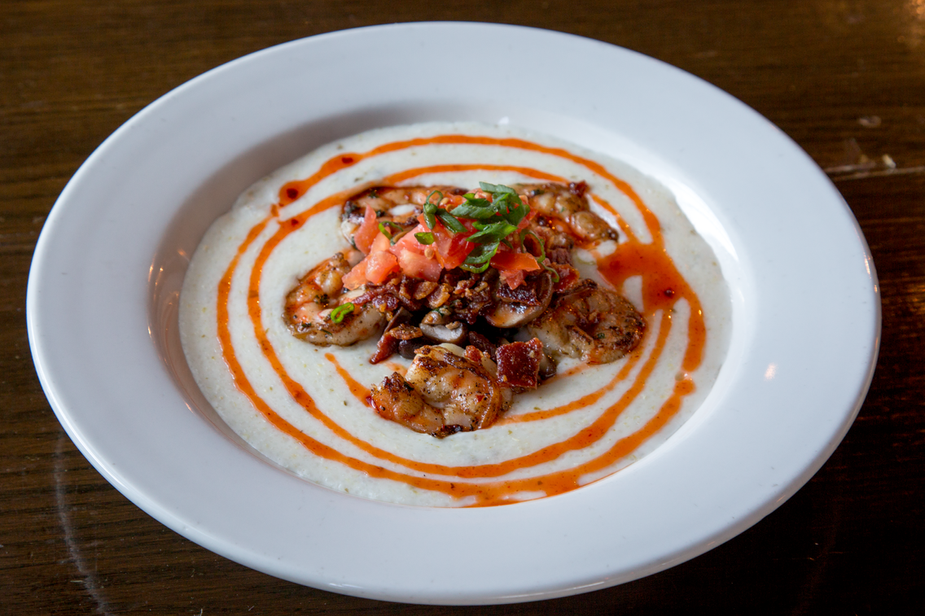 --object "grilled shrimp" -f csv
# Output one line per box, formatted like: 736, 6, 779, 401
340, 185, 467, 245
519, 182, 618, 243
370, 344, 512, 438
284, 251, 386, 346
527, 280, 645, 364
